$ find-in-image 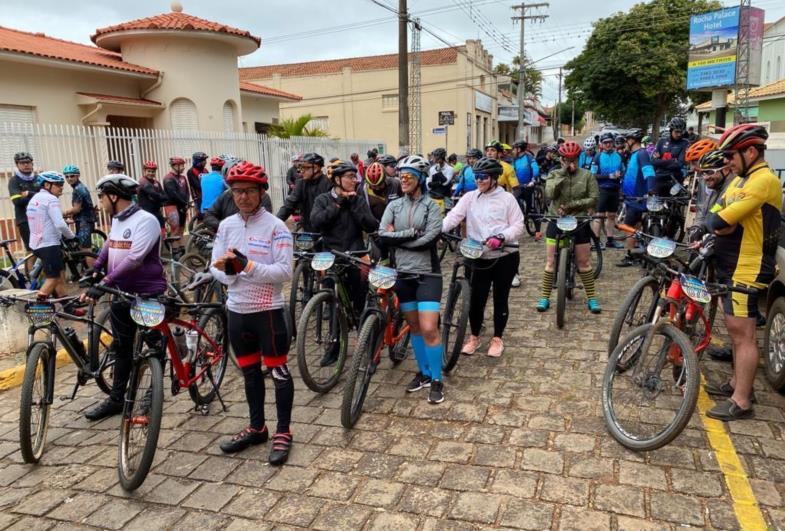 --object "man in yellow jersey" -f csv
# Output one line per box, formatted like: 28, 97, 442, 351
485, 141, 518, 193
704, 124, 781, 421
